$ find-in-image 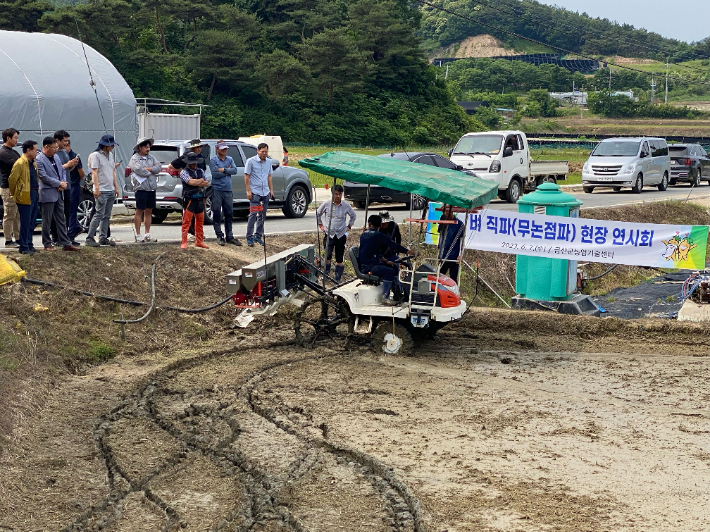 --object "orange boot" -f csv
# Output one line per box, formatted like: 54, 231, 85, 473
181, 210, 193, 249
195, 212, 209, 249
